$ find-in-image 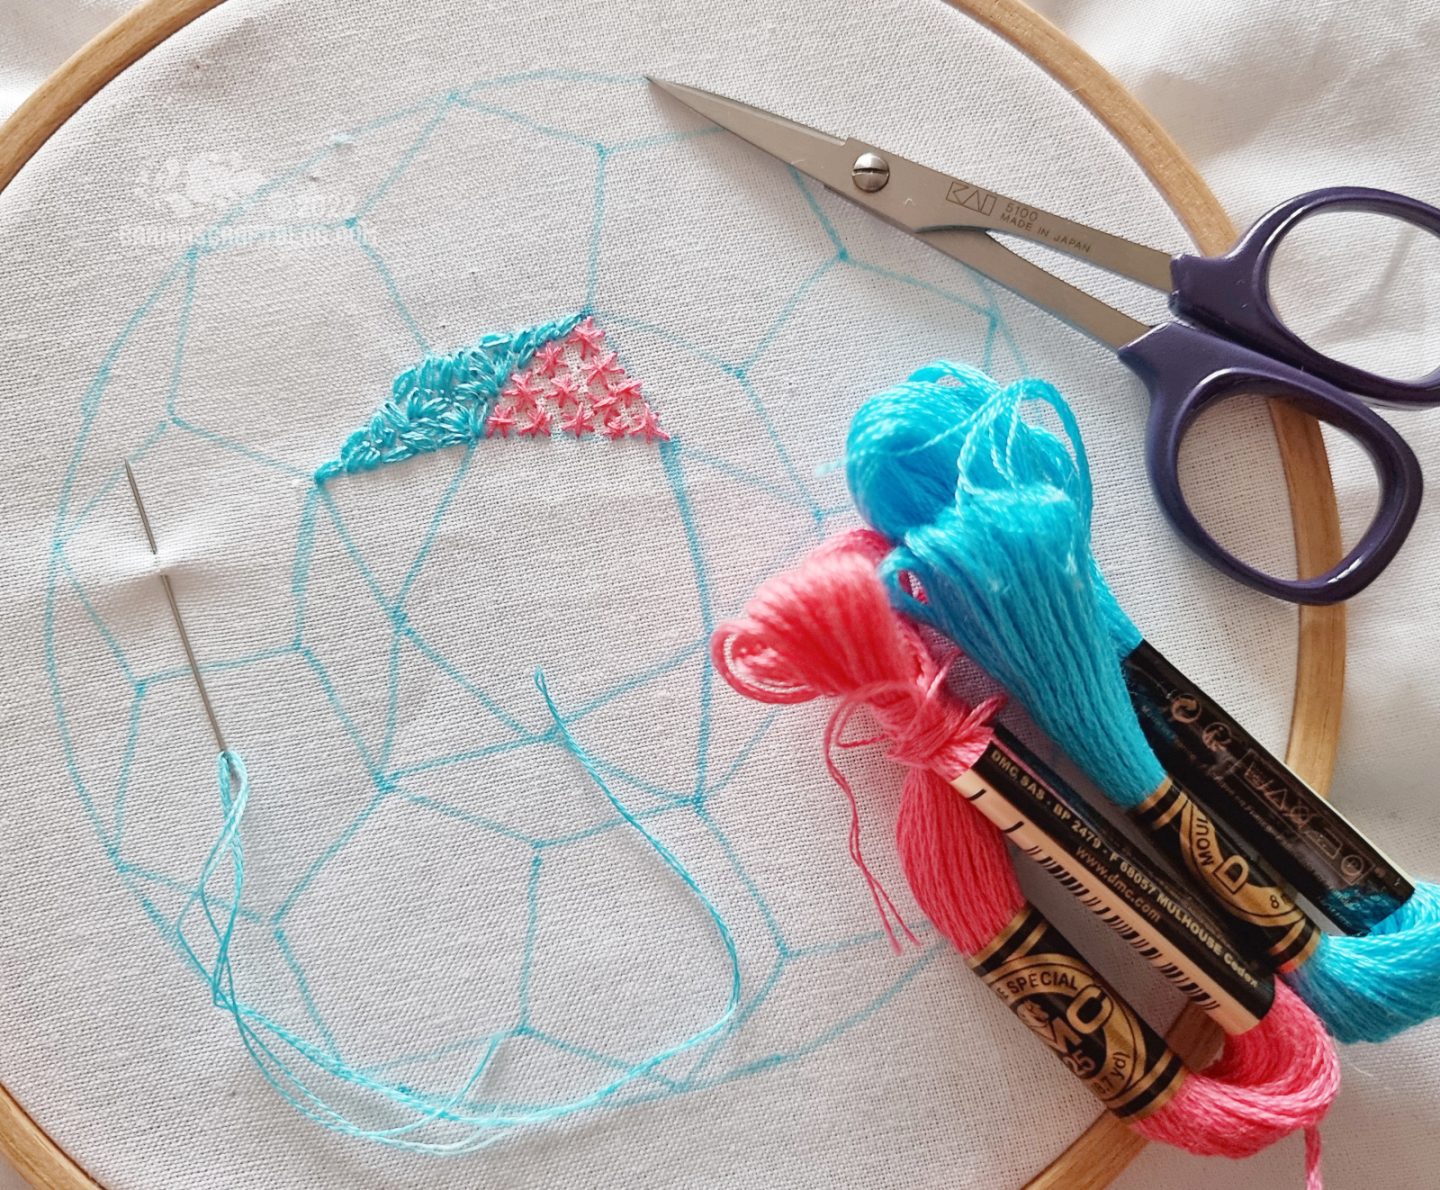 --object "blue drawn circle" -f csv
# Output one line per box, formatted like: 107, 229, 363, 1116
44, 72, 1005, 1150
